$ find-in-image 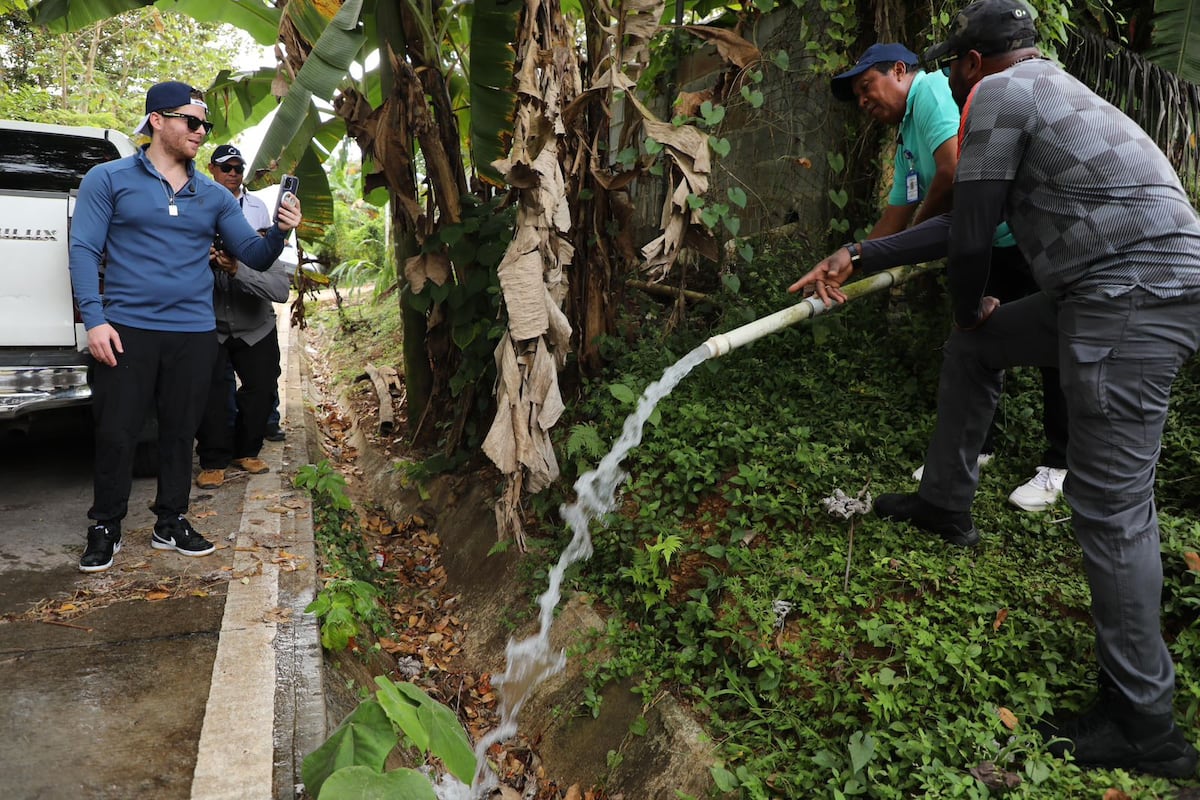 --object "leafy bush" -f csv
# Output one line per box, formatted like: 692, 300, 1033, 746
534, 237, 1200, 797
